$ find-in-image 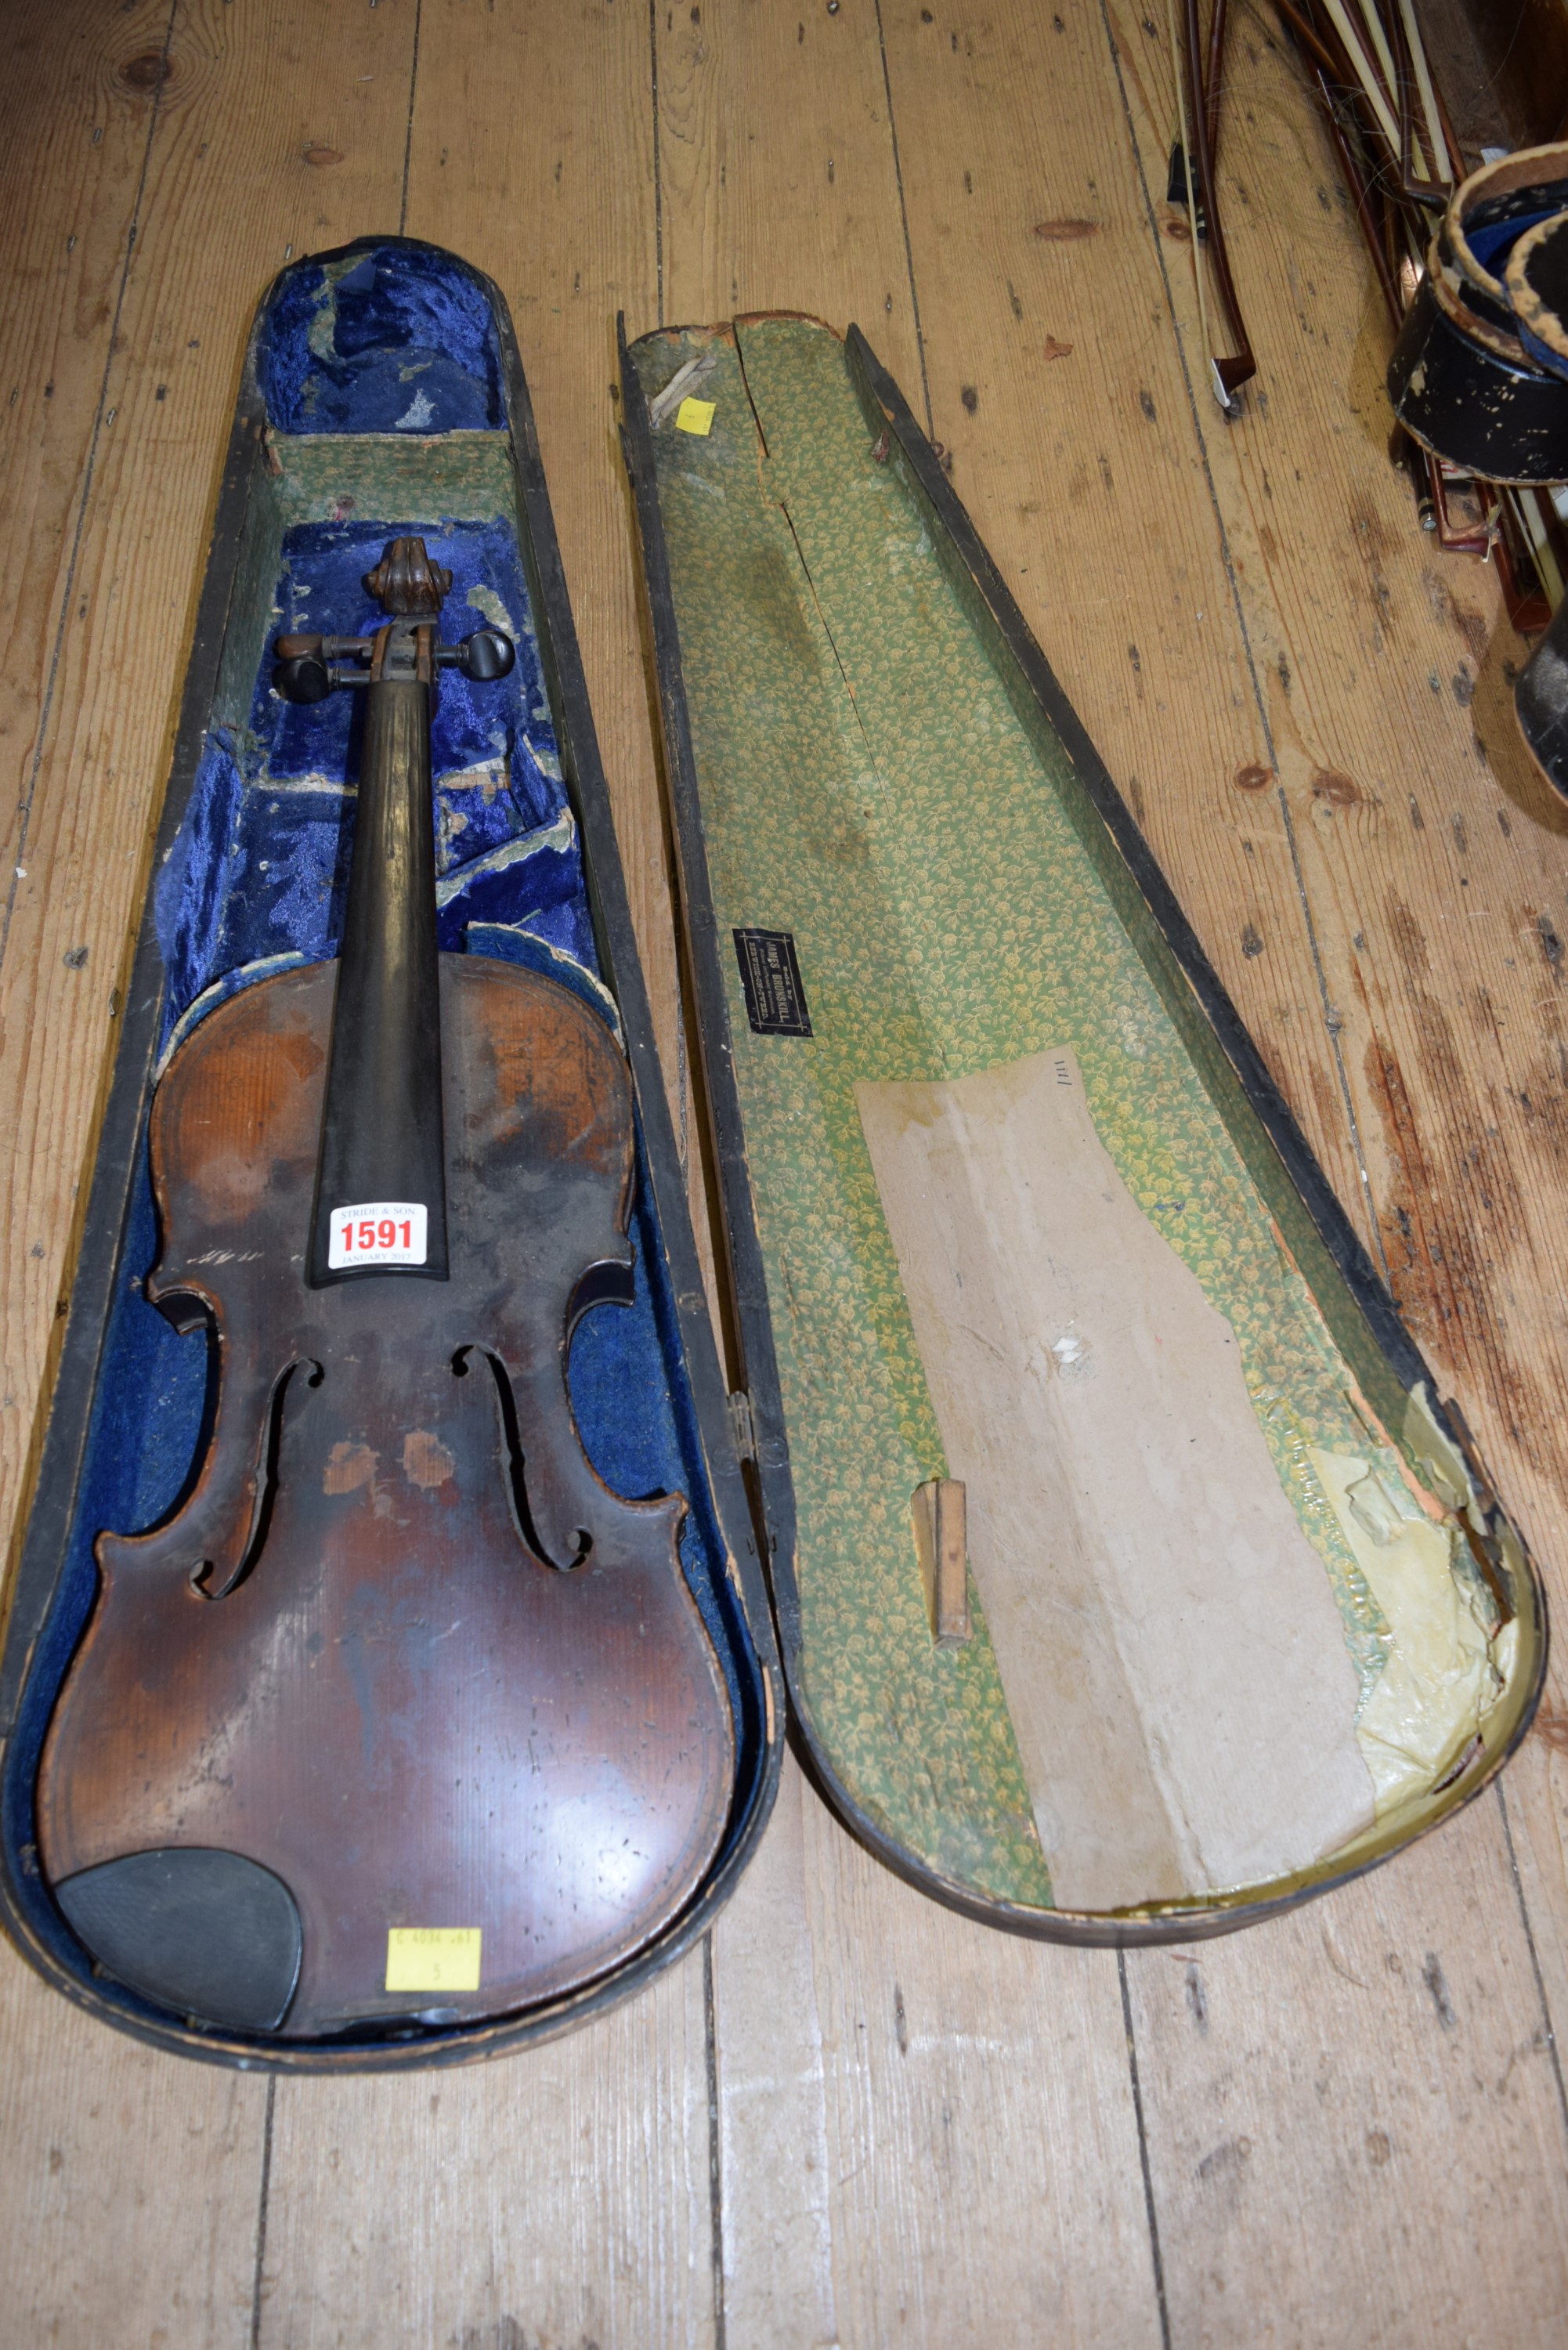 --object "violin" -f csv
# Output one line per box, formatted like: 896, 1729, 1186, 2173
38, 538, 735, 2039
